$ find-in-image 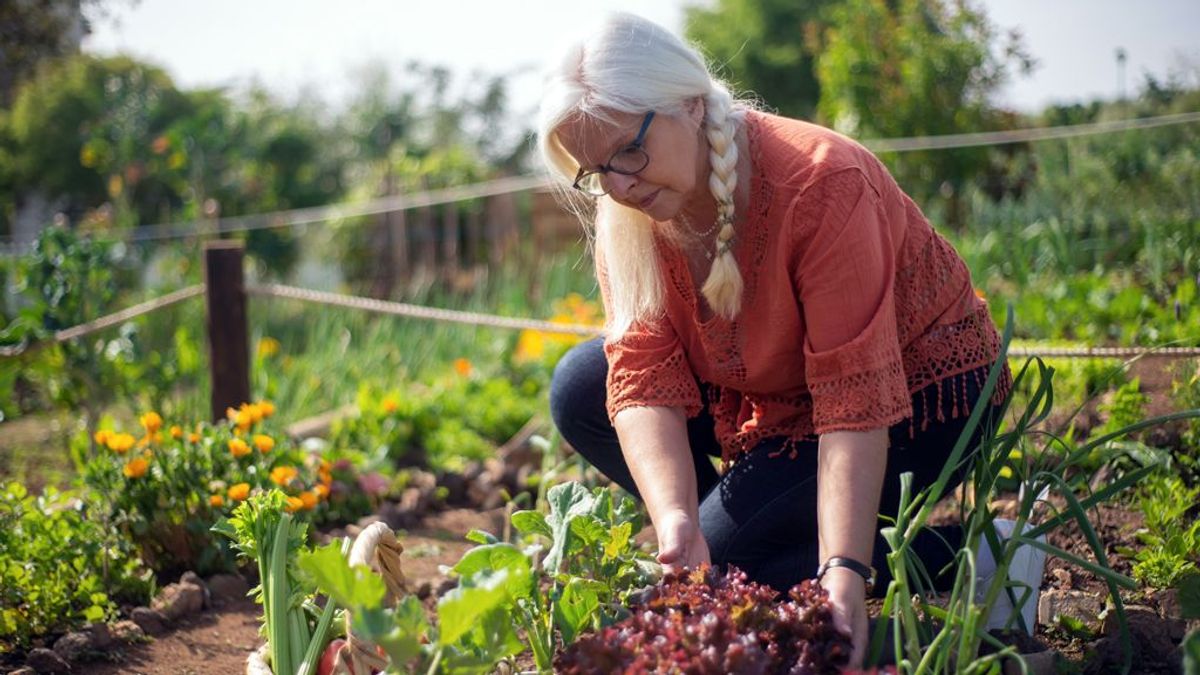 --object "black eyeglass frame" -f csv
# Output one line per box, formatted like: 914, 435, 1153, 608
571, 111, 655, 196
